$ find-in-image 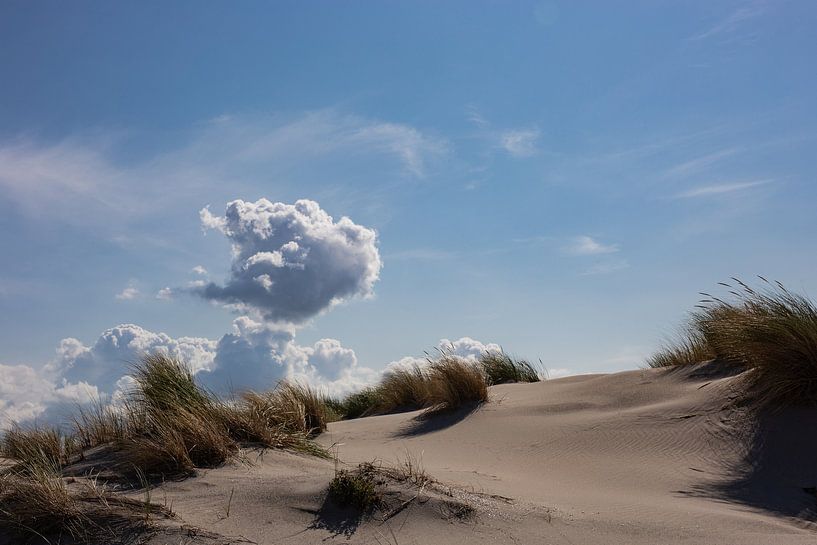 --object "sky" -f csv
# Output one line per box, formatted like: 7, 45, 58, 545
1, 1, 817, 425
